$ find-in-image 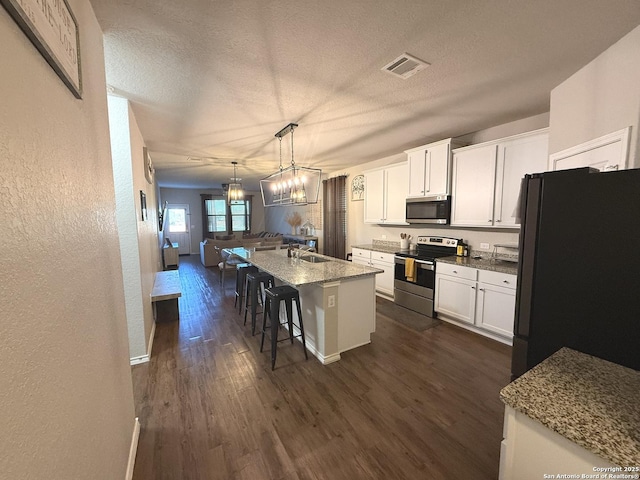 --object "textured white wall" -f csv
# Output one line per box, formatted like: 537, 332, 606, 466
0, 0, 136, 478
550, 25, 640, 168
128, 104, 160, 352
108, 95, 158, 359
